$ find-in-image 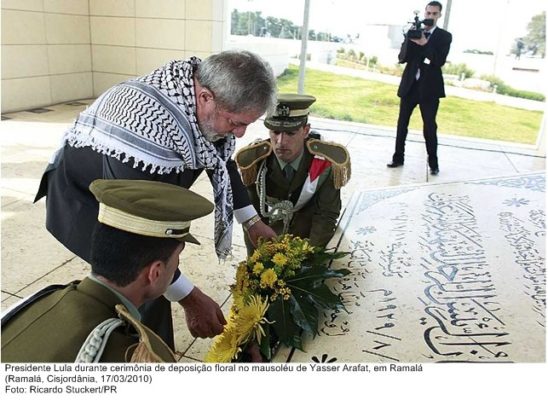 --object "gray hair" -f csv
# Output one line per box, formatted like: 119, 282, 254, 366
195, 50, 277, 115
